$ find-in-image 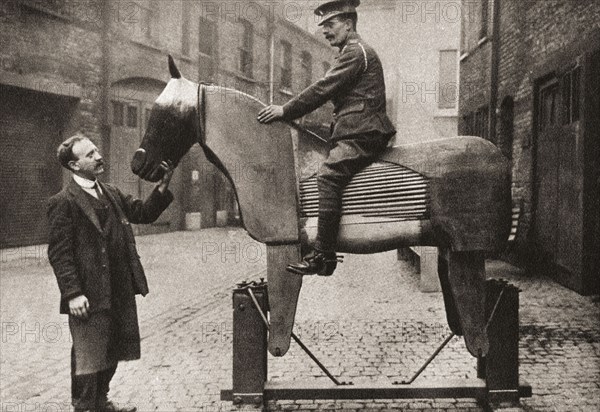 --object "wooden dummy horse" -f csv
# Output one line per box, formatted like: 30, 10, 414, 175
131, 57, 511, 359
